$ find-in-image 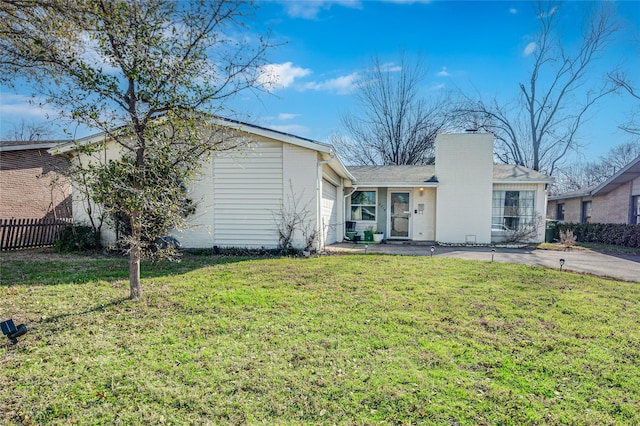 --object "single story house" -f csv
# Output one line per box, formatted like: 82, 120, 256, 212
547, 154, 640, 225
345, 133, 552, 244
51, 118, 355, 250
0, 140, 72, 220
51, 119, 553, 249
